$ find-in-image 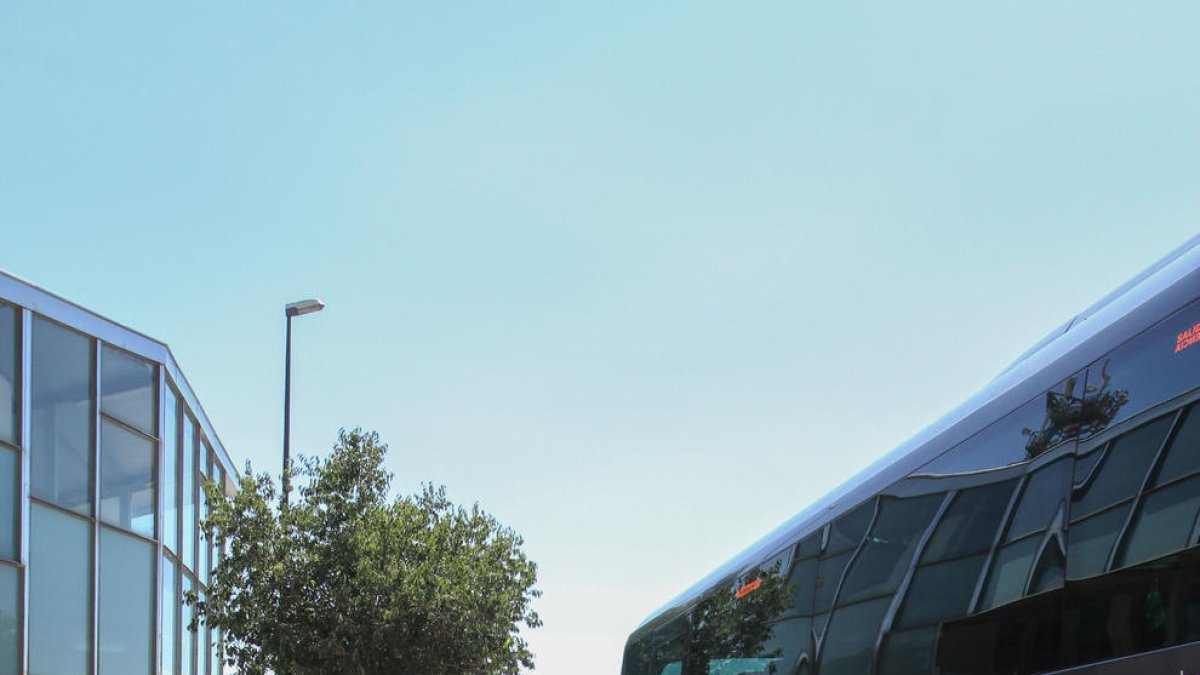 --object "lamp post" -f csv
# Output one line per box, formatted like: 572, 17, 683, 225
283, 298, 325, 507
